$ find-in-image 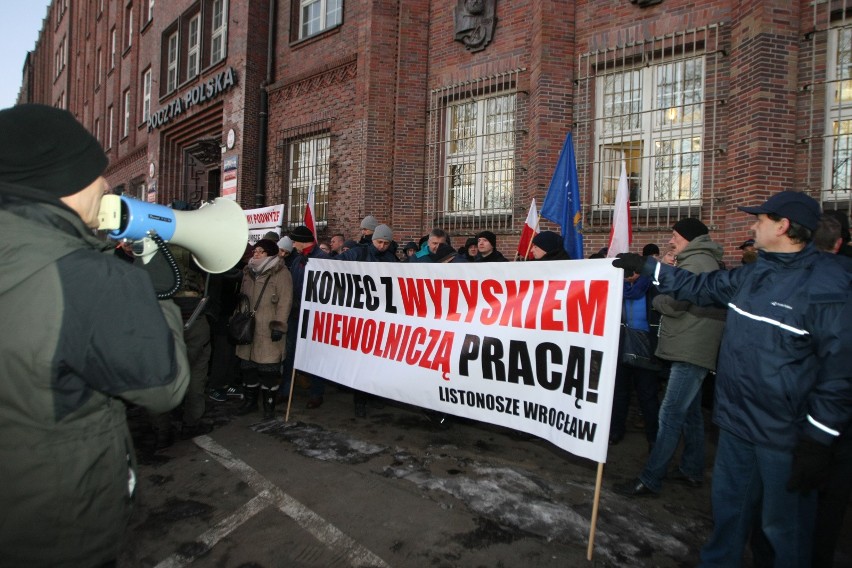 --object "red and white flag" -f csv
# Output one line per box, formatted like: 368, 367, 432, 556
606, 161, 632, 257
517, 198, 539, 259
304, 185, 317, 243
